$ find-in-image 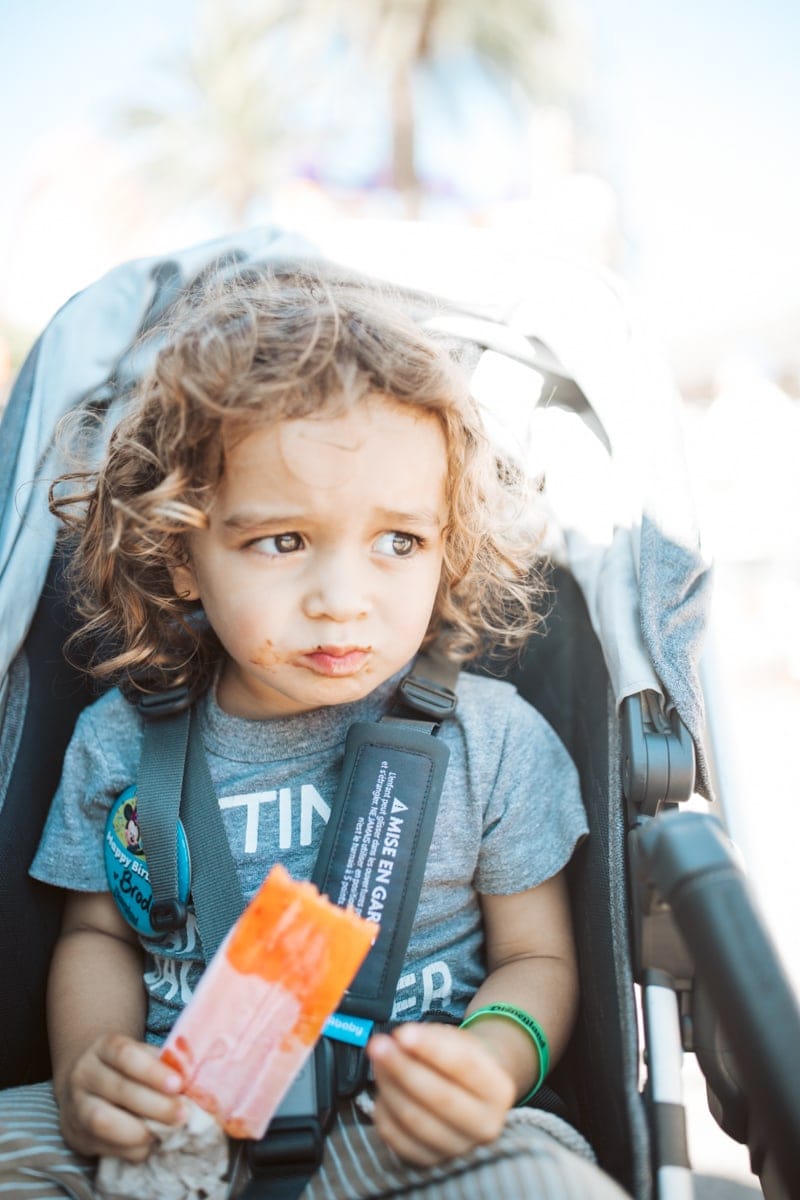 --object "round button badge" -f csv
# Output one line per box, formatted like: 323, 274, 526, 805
103, 785, 191, 937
